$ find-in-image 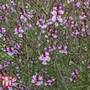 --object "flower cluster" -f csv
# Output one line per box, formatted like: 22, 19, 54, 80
50, 4, 64, 23
31, 73, 55, 86
2, 43, 21, 56
39, 44, 68, 65
14, 25, 24, 37
19, 8, 33, 23
57, 45, 68, 54
39, 51, 50, 65
0, 0, 89, 89
36, 4, 64, 33
45, 78, 55, 86
0, 74, 17, 89
0, 4, 9, 13
44, 45, 56, 53
31, 73, 43, 86
36, 16, 47, 30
